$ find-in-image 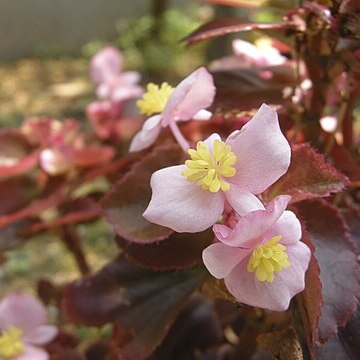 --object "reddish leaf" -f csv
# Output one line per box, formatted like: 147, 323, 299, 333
85, 340, 118, 360
266, 144, 348, 203
0, 130, 38, 178
296, 200, 360, 342
212, 67, 295, 111
0, 177, 38, 216
82, 152, 142, 183
116, 228, 214, 270
330, 143, 360, 182
184, 18, 295, 45
62, 256, 207, 360
312, 305, 360, 359
152, 297, 223, 359
201, 0, 295, 8
201, 0, 264, 7
74, 146, 115, 168
341, 208, 360, 250
296, 222, 323, 345
101, 144, 185, 244
0, 177, 65, 228
25, 197, 101, 235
